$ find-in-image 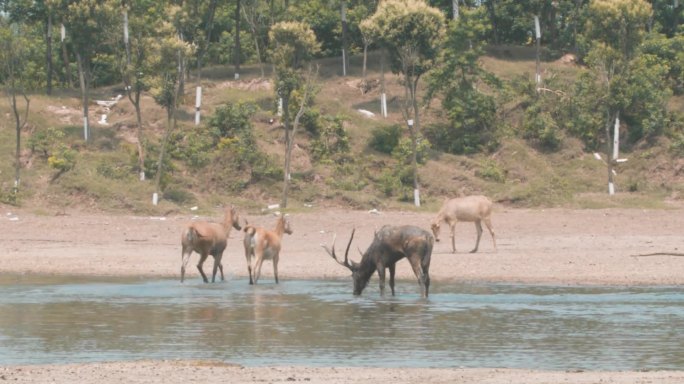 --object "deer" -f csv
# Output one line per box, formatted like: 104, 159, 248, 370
323, 225, 434, 298
180, 206, 242, 283
243, 214, 293, 285
431, 195, 496, 254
